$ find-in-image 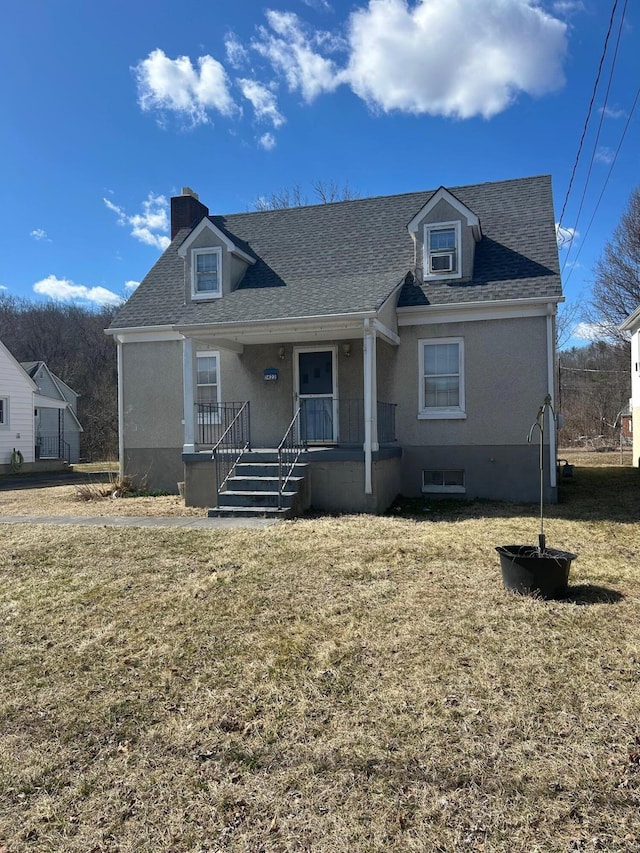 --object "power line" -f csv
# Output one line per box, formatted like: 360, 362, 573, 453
556, 0, 621, 232
560, 0, 629, 275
